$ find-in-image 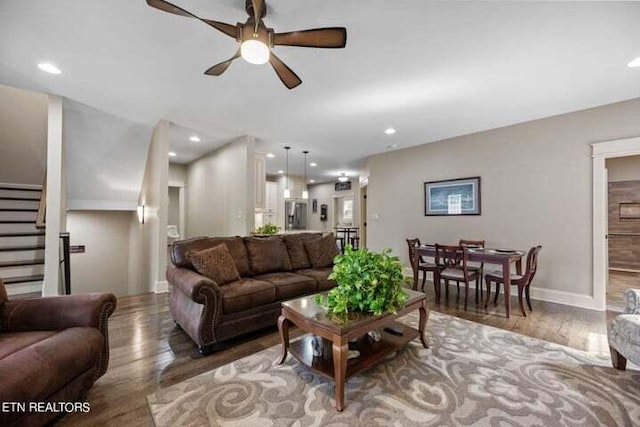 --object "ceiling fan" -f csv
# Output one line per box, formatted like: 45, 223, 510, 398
146, 0, 347, 89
